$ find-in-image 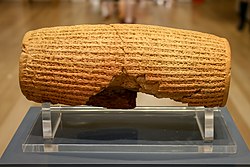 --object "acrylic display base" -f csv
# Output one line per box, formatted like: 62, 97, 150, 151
22, 104, 236, 153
